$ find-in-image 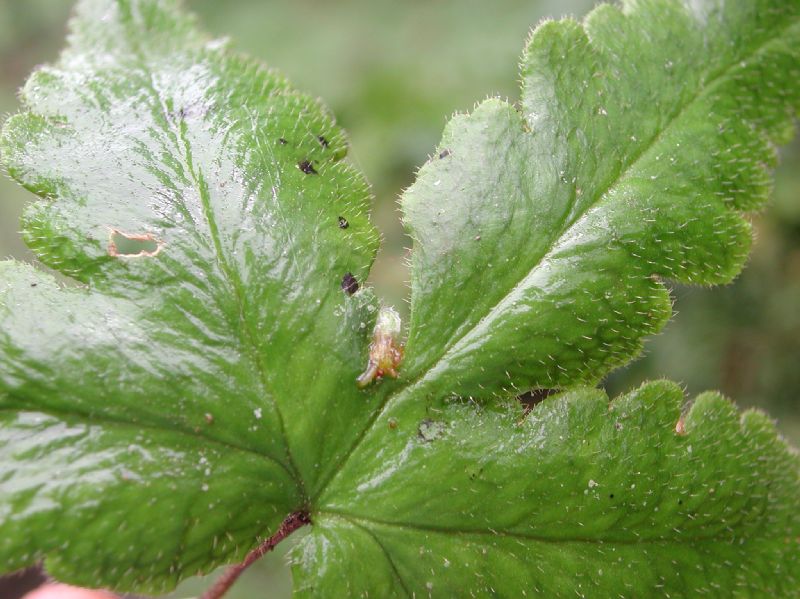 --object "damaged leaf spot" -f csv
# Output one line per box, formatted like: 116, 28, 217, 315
298, 160, 317, 175
338, 216, 349, 229
341, 272, 359, 295
418, 419, 446, 443
466, 464, 483, 480
357, 307, 404, 388
108, 229, 163, 258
